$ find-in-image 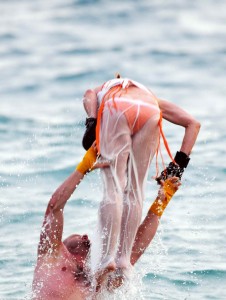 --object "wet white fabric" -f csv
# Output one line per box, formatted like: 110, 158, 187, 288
97, 78, 158, 106
97, 88, 160, 275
